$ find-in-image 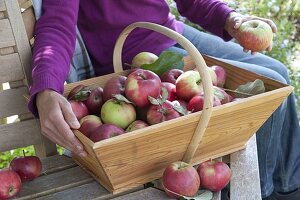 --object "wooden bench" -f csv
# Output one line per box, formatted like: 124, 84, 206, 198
0, 0, 262, 199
